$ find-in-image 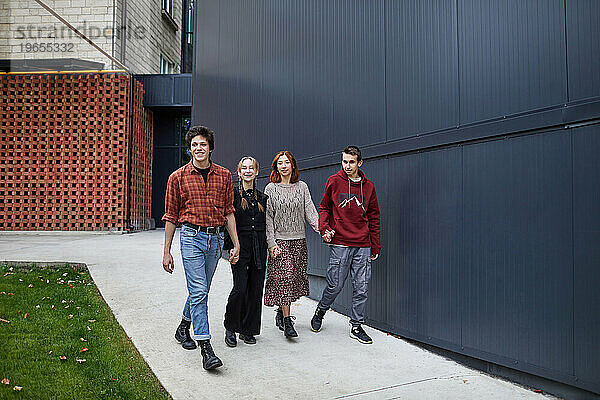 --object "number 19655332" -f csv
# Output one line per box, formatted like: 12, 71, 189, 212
20, 42, 74, 52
